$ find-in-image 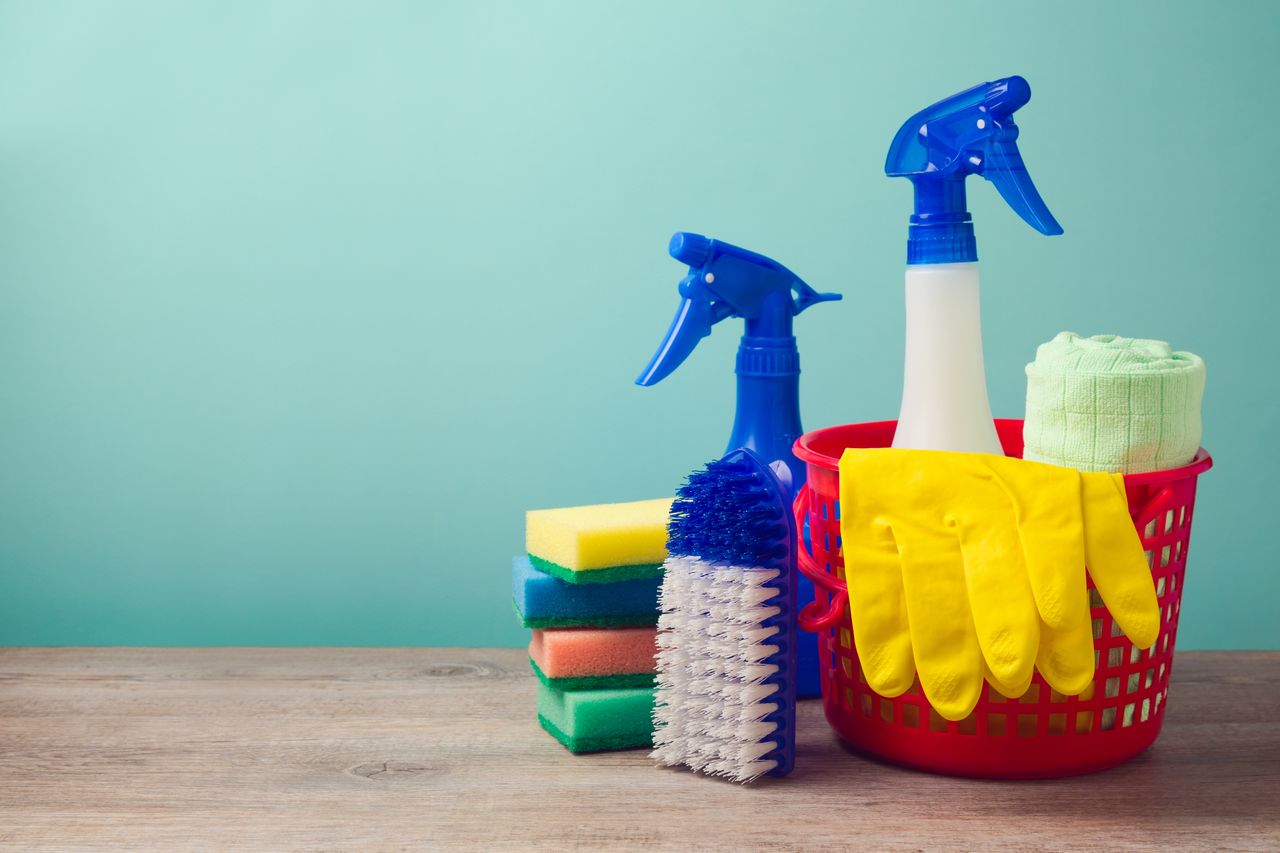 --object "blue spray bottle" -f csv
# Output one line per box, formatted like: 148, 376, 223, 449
638, 232, 840, 697
886, 75, 1062, 452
